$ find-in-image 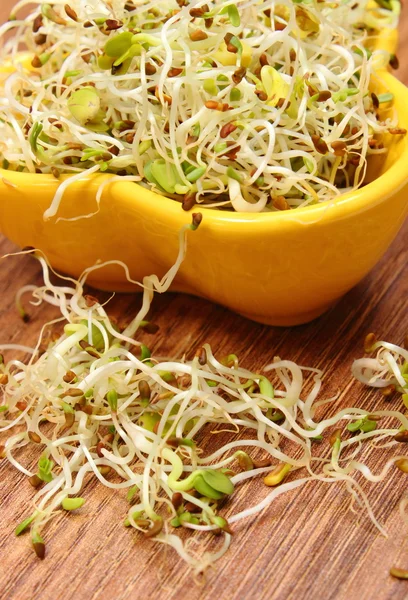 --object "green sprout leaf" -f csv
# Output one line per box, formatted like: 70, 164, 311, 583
38, 455, 54, 483
68, 88, 101, 126
62, 497, 85, 511
201, 469, 234, 494
15, 513, 37, 536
